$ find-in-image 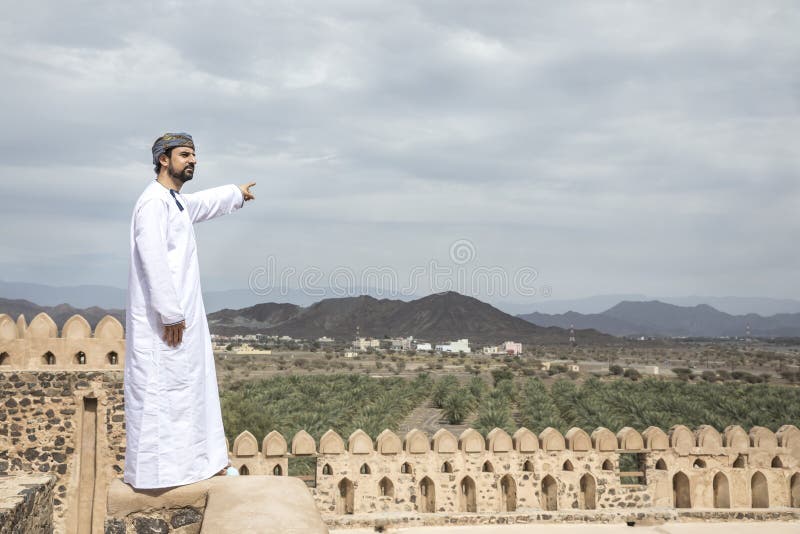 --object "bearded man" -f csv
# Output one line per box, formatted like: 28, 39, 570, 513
124, 132, 255, 488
